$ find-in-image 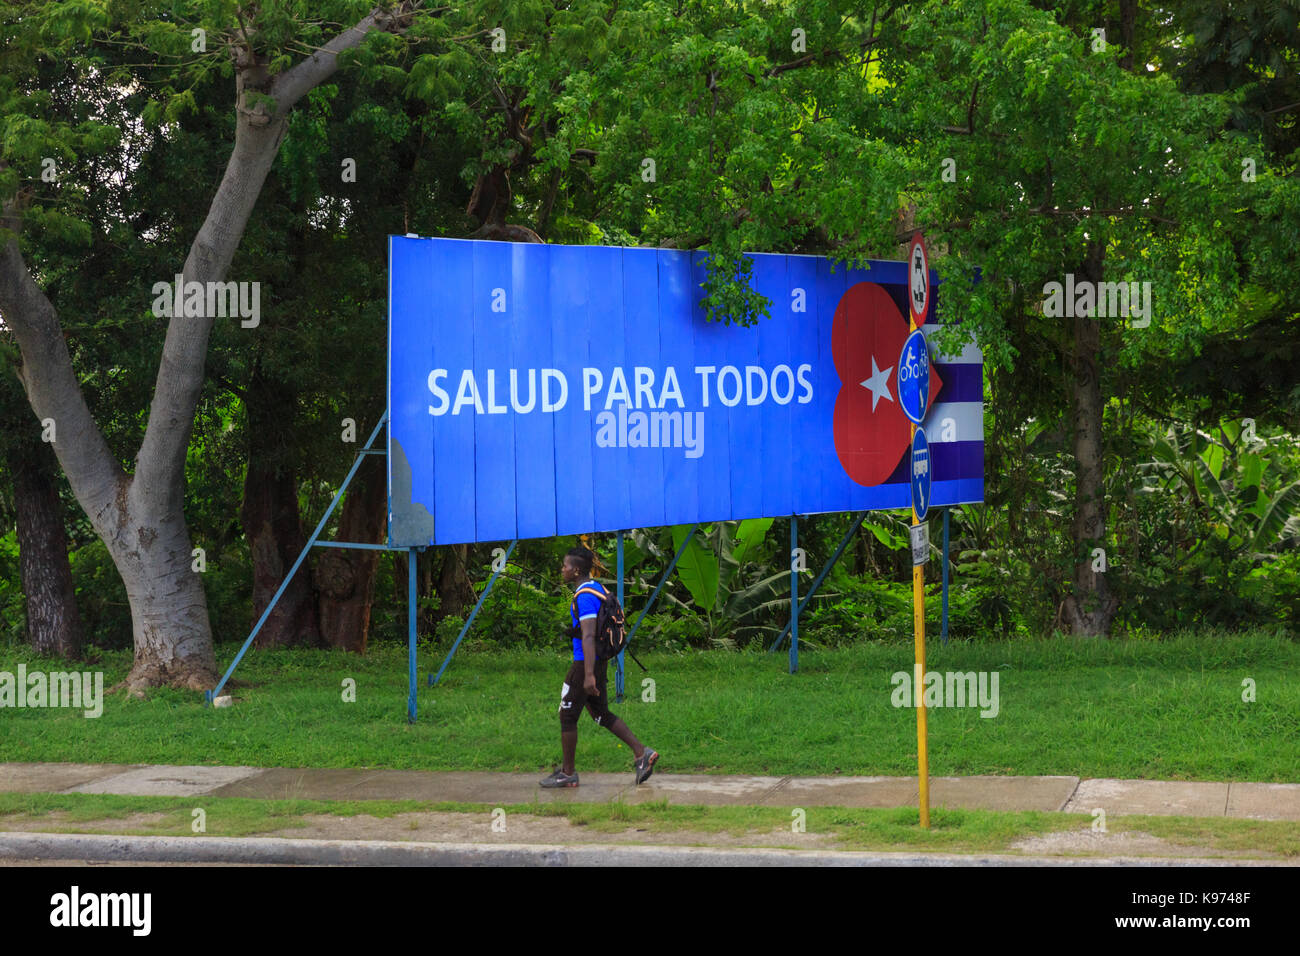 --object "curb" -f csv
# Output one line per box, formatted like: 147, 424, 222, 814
0, 832, 1280, 867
